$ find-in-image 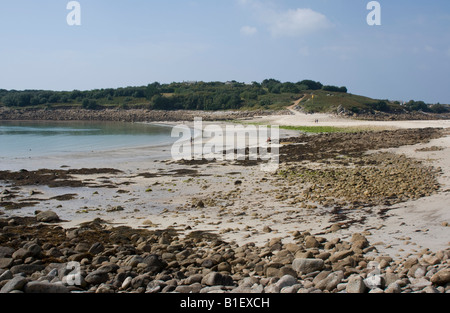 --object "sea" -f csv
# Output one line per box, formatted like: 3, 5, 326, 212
0, 121, 177, 159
